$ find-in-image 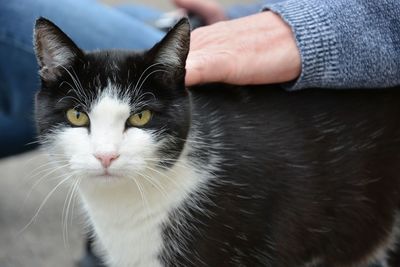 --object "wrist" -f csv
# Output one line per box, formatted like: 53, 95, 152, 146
263, 0, 340, 90
261, 11, 302, 83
